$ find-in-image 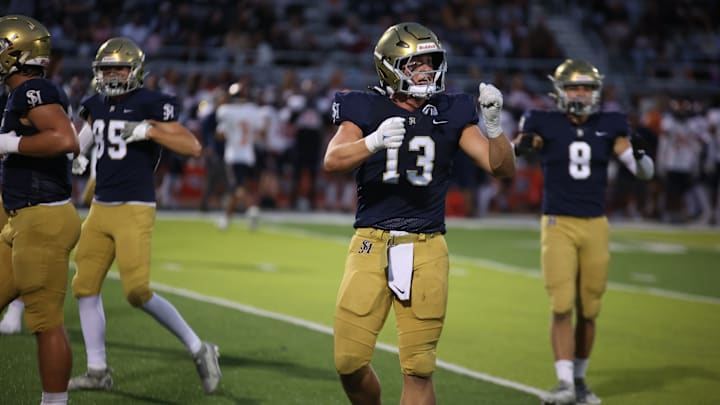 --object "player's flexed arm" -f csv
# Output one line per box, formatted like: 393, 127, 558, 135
0, 89, 79, 157
121, 119, 201, 158
458, 83, 515, 178
324, 116, 405, 173
613, 134, 654, 180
